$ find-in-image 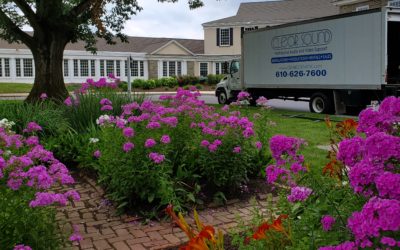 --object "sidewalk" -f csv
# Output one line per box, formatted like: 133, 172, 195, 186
57, 173, 274, 250
0, 91, 216, 99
